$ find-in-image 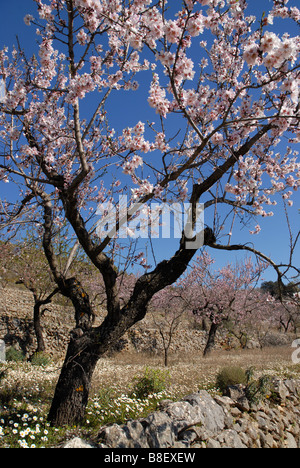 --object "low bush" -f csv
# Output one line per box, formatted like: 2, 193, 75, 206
31, 353, 51, 367
5, 347, 25, 363
129, 367, 170, 400
245, 375, 272, 404
216, 366, 247, 394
